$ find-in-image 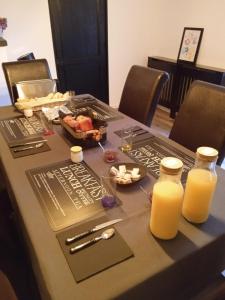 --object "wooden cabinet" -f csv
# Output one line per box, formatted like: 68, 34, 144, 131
148, 56, 225, 118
